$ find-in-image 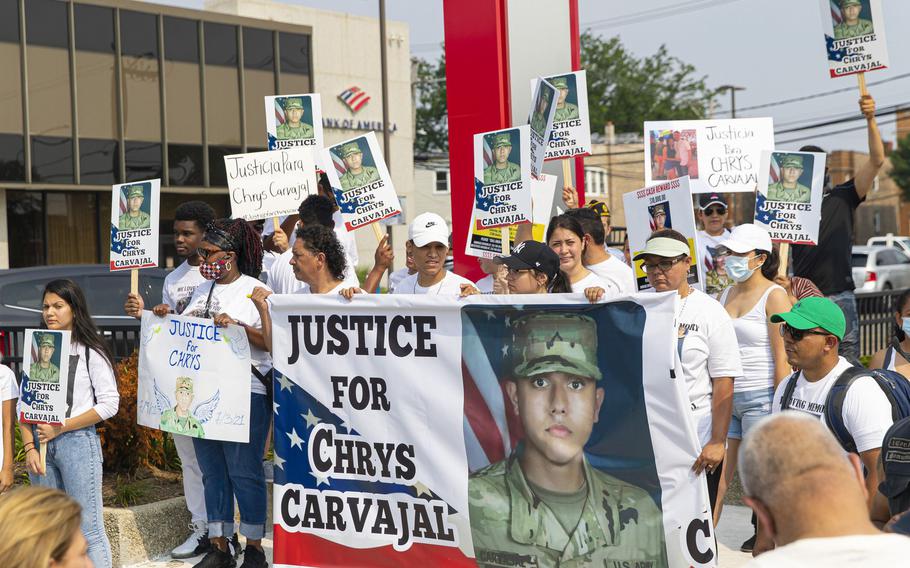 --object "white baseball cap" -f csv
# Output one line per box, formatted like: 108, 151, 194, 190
408, 212, 449, 247
721, 223, 773, 254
